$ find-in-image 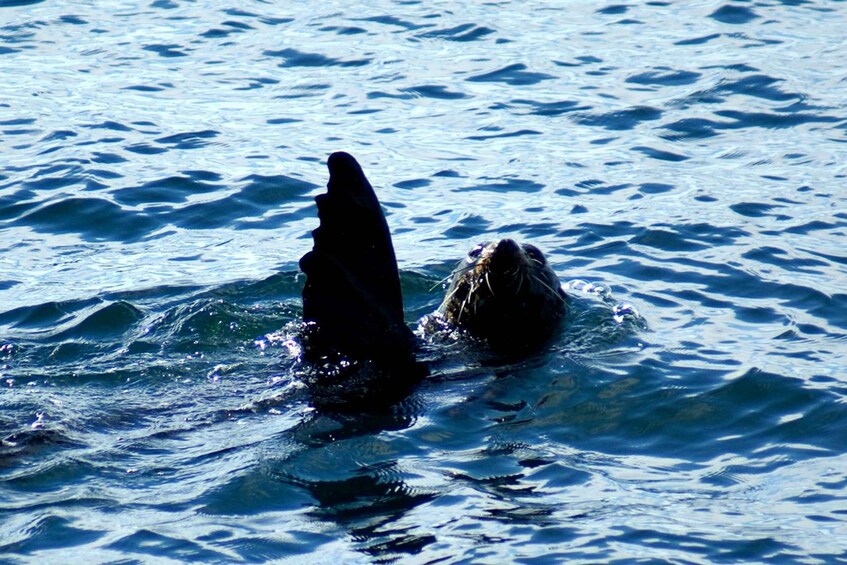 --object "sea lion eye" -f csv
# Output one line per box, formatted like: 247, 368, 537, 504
467, 243, 486, 260
522, 244, 546, 265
